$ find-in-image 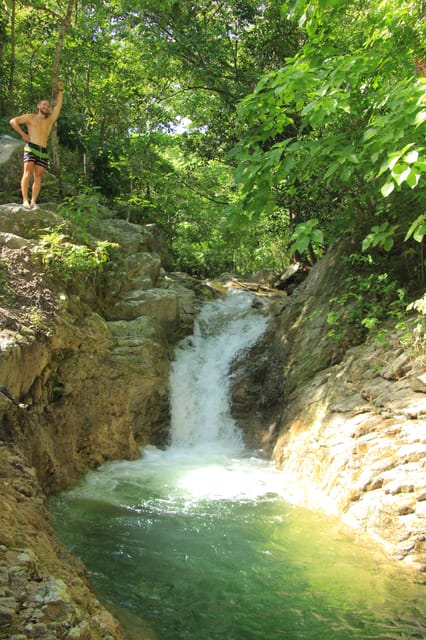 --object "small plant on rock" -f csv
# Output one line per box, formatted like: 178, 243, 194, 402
398, 294, 426, 365
57, 187, 107, 242
33, 224, 118, 283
